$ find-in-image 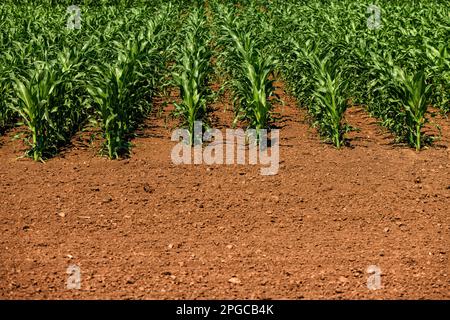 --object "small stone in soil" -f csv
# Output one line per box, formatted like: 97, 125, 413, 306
102, 196, 113, 203
228, 277, 241, 284
143, 183, 154, 193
